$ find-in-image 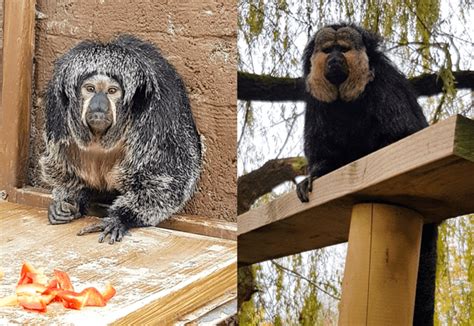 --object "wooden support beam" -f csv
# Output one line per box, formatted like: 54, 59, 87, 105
339, 203, 423, 325
238, 115, 474, 265
0, 0, 35, 191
